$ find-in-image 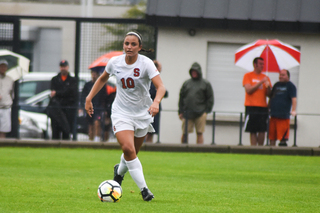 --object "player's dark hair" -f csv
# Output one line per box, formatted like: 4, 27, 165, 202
125, 31, 154, 53
253, 57, 264, 65
154, 60, 160, 69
